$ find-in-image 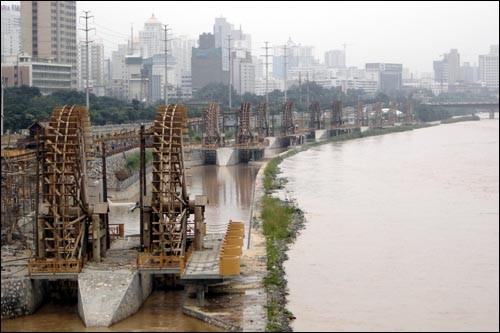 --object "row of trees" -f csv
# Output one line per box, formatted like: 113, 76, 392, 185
3, 83, 495, 132
2, 86, 157, 132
